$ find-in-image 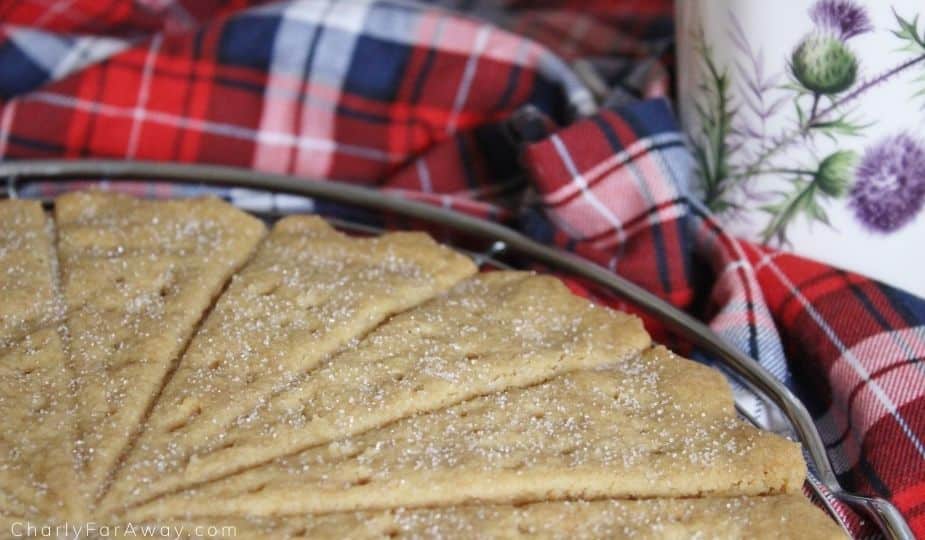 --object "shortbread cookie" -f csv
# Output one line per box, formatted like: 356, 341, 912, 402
55, 192, 266, 504
0, 201, 79, 519
105, 272, 650, 510
128, 347, 801, 519
107, 495, 845, 539
105, 217, 476, 508
0, 201, 60, 342
0, 330, 79, 520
